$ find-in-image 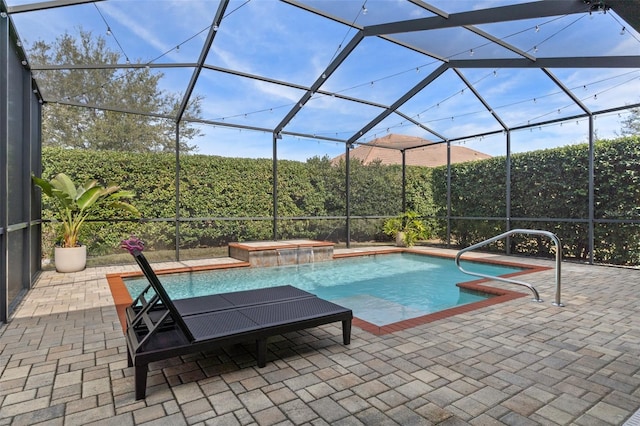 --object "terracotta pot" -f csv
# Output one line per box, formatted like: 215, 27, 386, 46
54, 245, 87, 273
